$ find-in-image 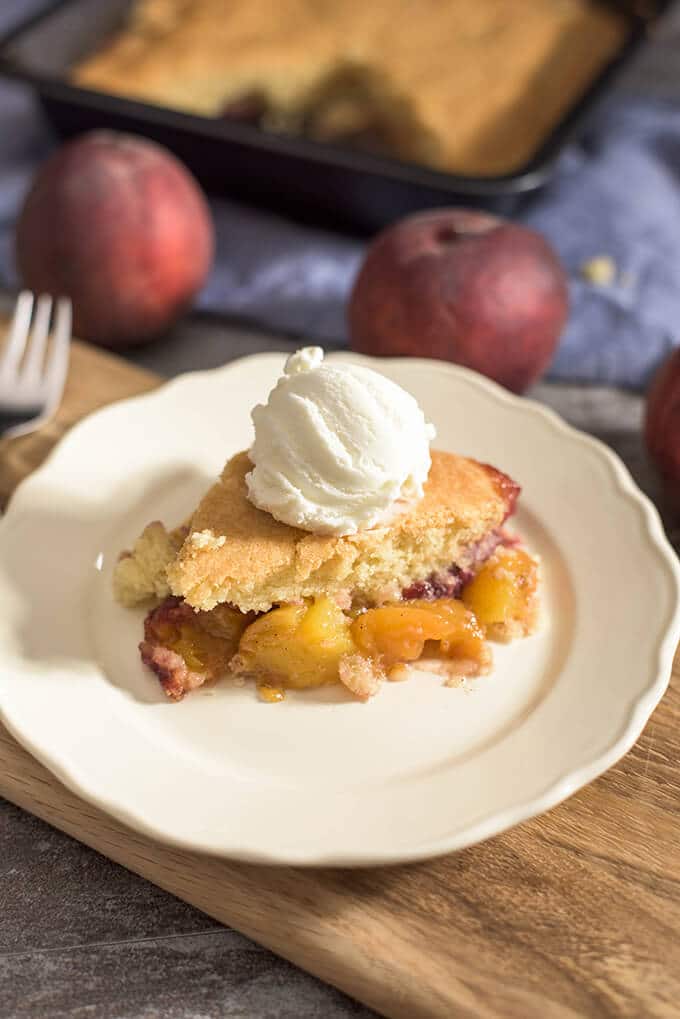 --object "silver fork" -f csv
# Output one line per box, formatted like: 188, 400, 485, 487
0, 291, 72, 439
